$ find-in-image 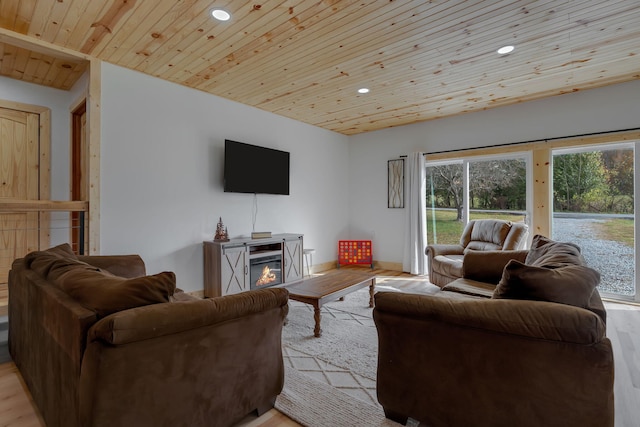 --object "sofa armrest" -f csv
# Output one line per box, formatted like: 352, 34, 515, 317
462, 250, 528, 284
77, 255, 146, 278
89, 288, 289, 345
425, 244, 464, 257
425, 244, 464, 281
80, 287, 289, 427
